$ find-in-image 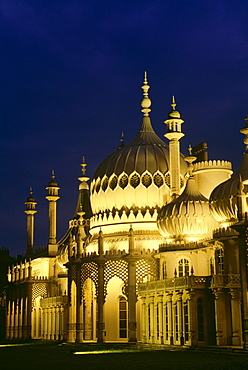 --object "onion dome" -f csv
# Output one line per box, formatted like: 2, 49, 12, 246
47, 170, 58, 187
210, 117, 248, 225
90, 73, 188, 216
26, 187, 36, 203
157, 149, 218, 241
